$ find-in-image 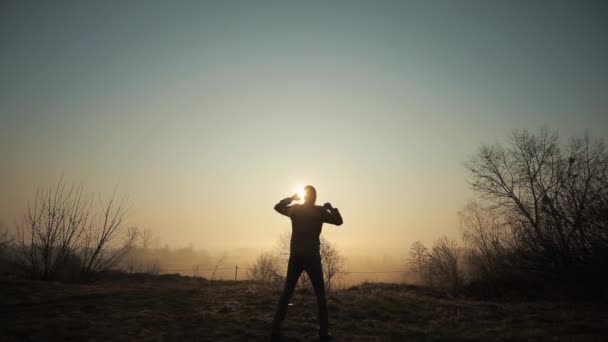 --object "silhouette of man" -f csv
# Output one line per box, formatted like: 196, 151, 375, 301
271, 185, 343, 341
